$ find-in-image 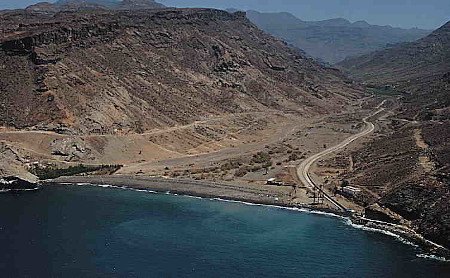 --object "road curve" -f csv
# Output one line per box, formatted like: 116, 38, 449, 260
296, 101, 386, 211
